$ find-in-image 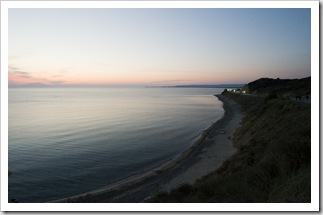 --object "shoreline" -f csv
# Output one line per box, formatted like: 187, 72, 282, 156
50, 94, 243, 203
159, 94, 243, 192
